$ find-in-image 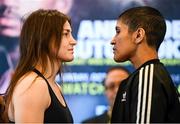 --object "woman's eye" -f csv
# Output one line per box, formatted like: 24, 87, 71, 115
116, 30, 120, 34
63, 33, 68, 36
